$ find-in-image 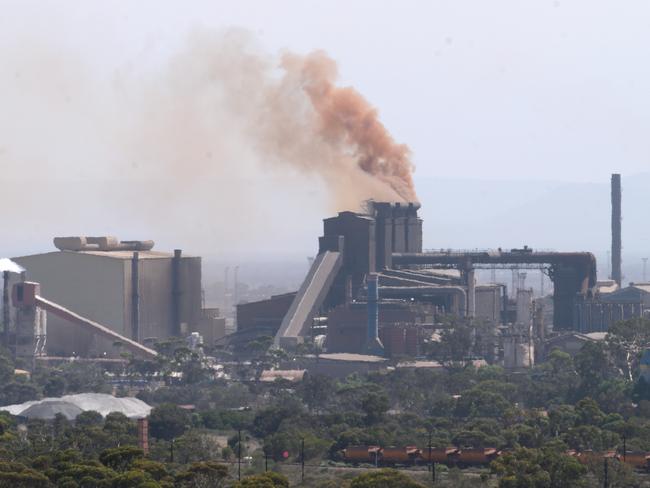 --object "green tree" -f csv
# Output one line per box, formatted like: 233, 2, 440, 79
575, 342, 612, 398
299, 374, 336, 413
75, 410, 104, 428
491, 448, 587, 488
130, 459, 168, 481
0, 382, 39, 405
175, 461, 229, 488
44, 375, 66, 397
99, 446, 144, 472
574, 398, 604, 426
455, 388, 511, 418
349, 469, 426, 488
112, 469, 160, 488
0, 347, 15, 385
607, 318, 650, 381
148, 404, 189, 441
361, 392, 389, 425
234, 472, 288, 488
438, 319, 474, 361
0, 461, 50, 488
